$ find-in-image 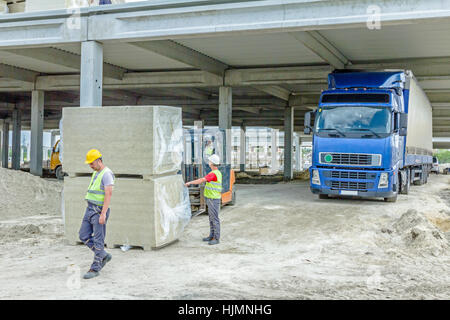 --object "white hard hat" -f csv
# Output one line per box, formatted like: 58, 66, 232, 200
209, 154, 220, 165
